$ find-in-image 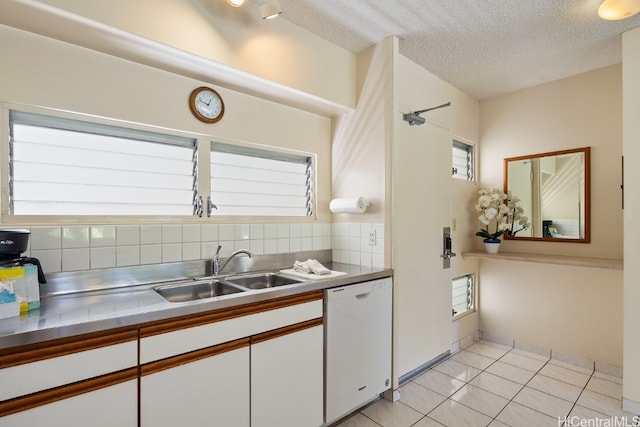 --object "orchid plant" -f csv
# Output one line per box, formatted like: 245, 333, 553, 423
475, 187, 509, 241
474, 187, 530, 241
